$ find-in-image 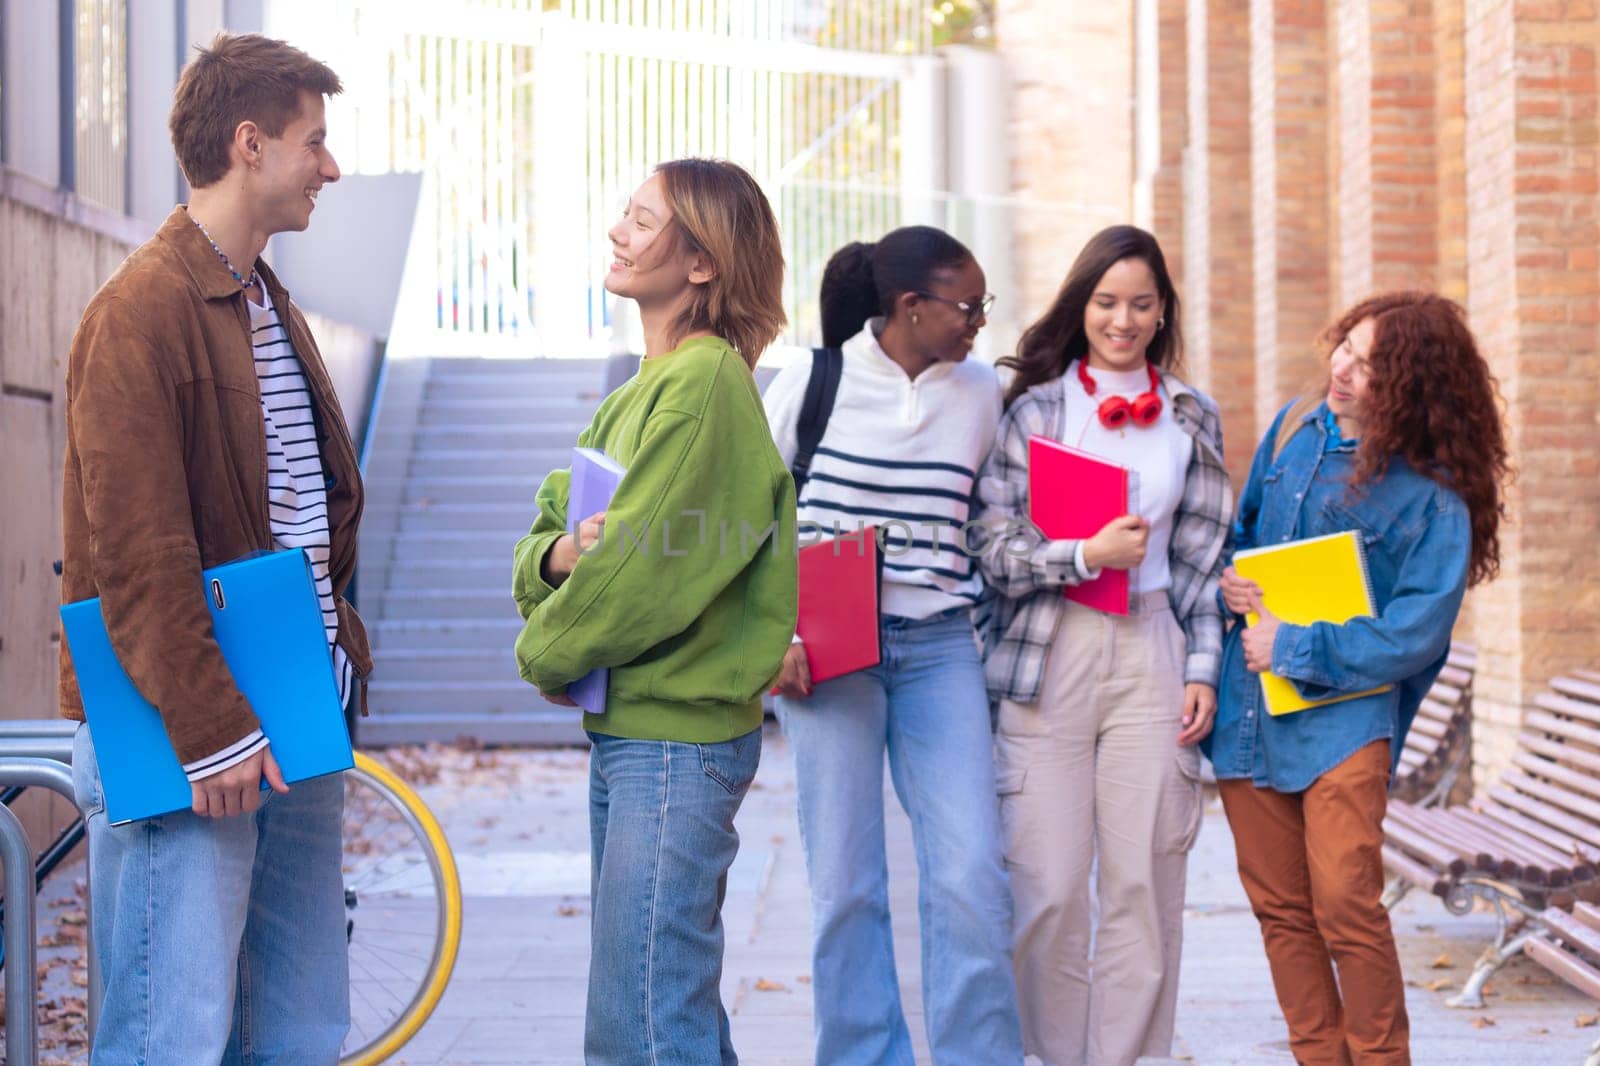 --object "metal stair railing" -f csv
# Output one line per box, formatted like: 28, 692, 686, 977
0, 720, 98, 1064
